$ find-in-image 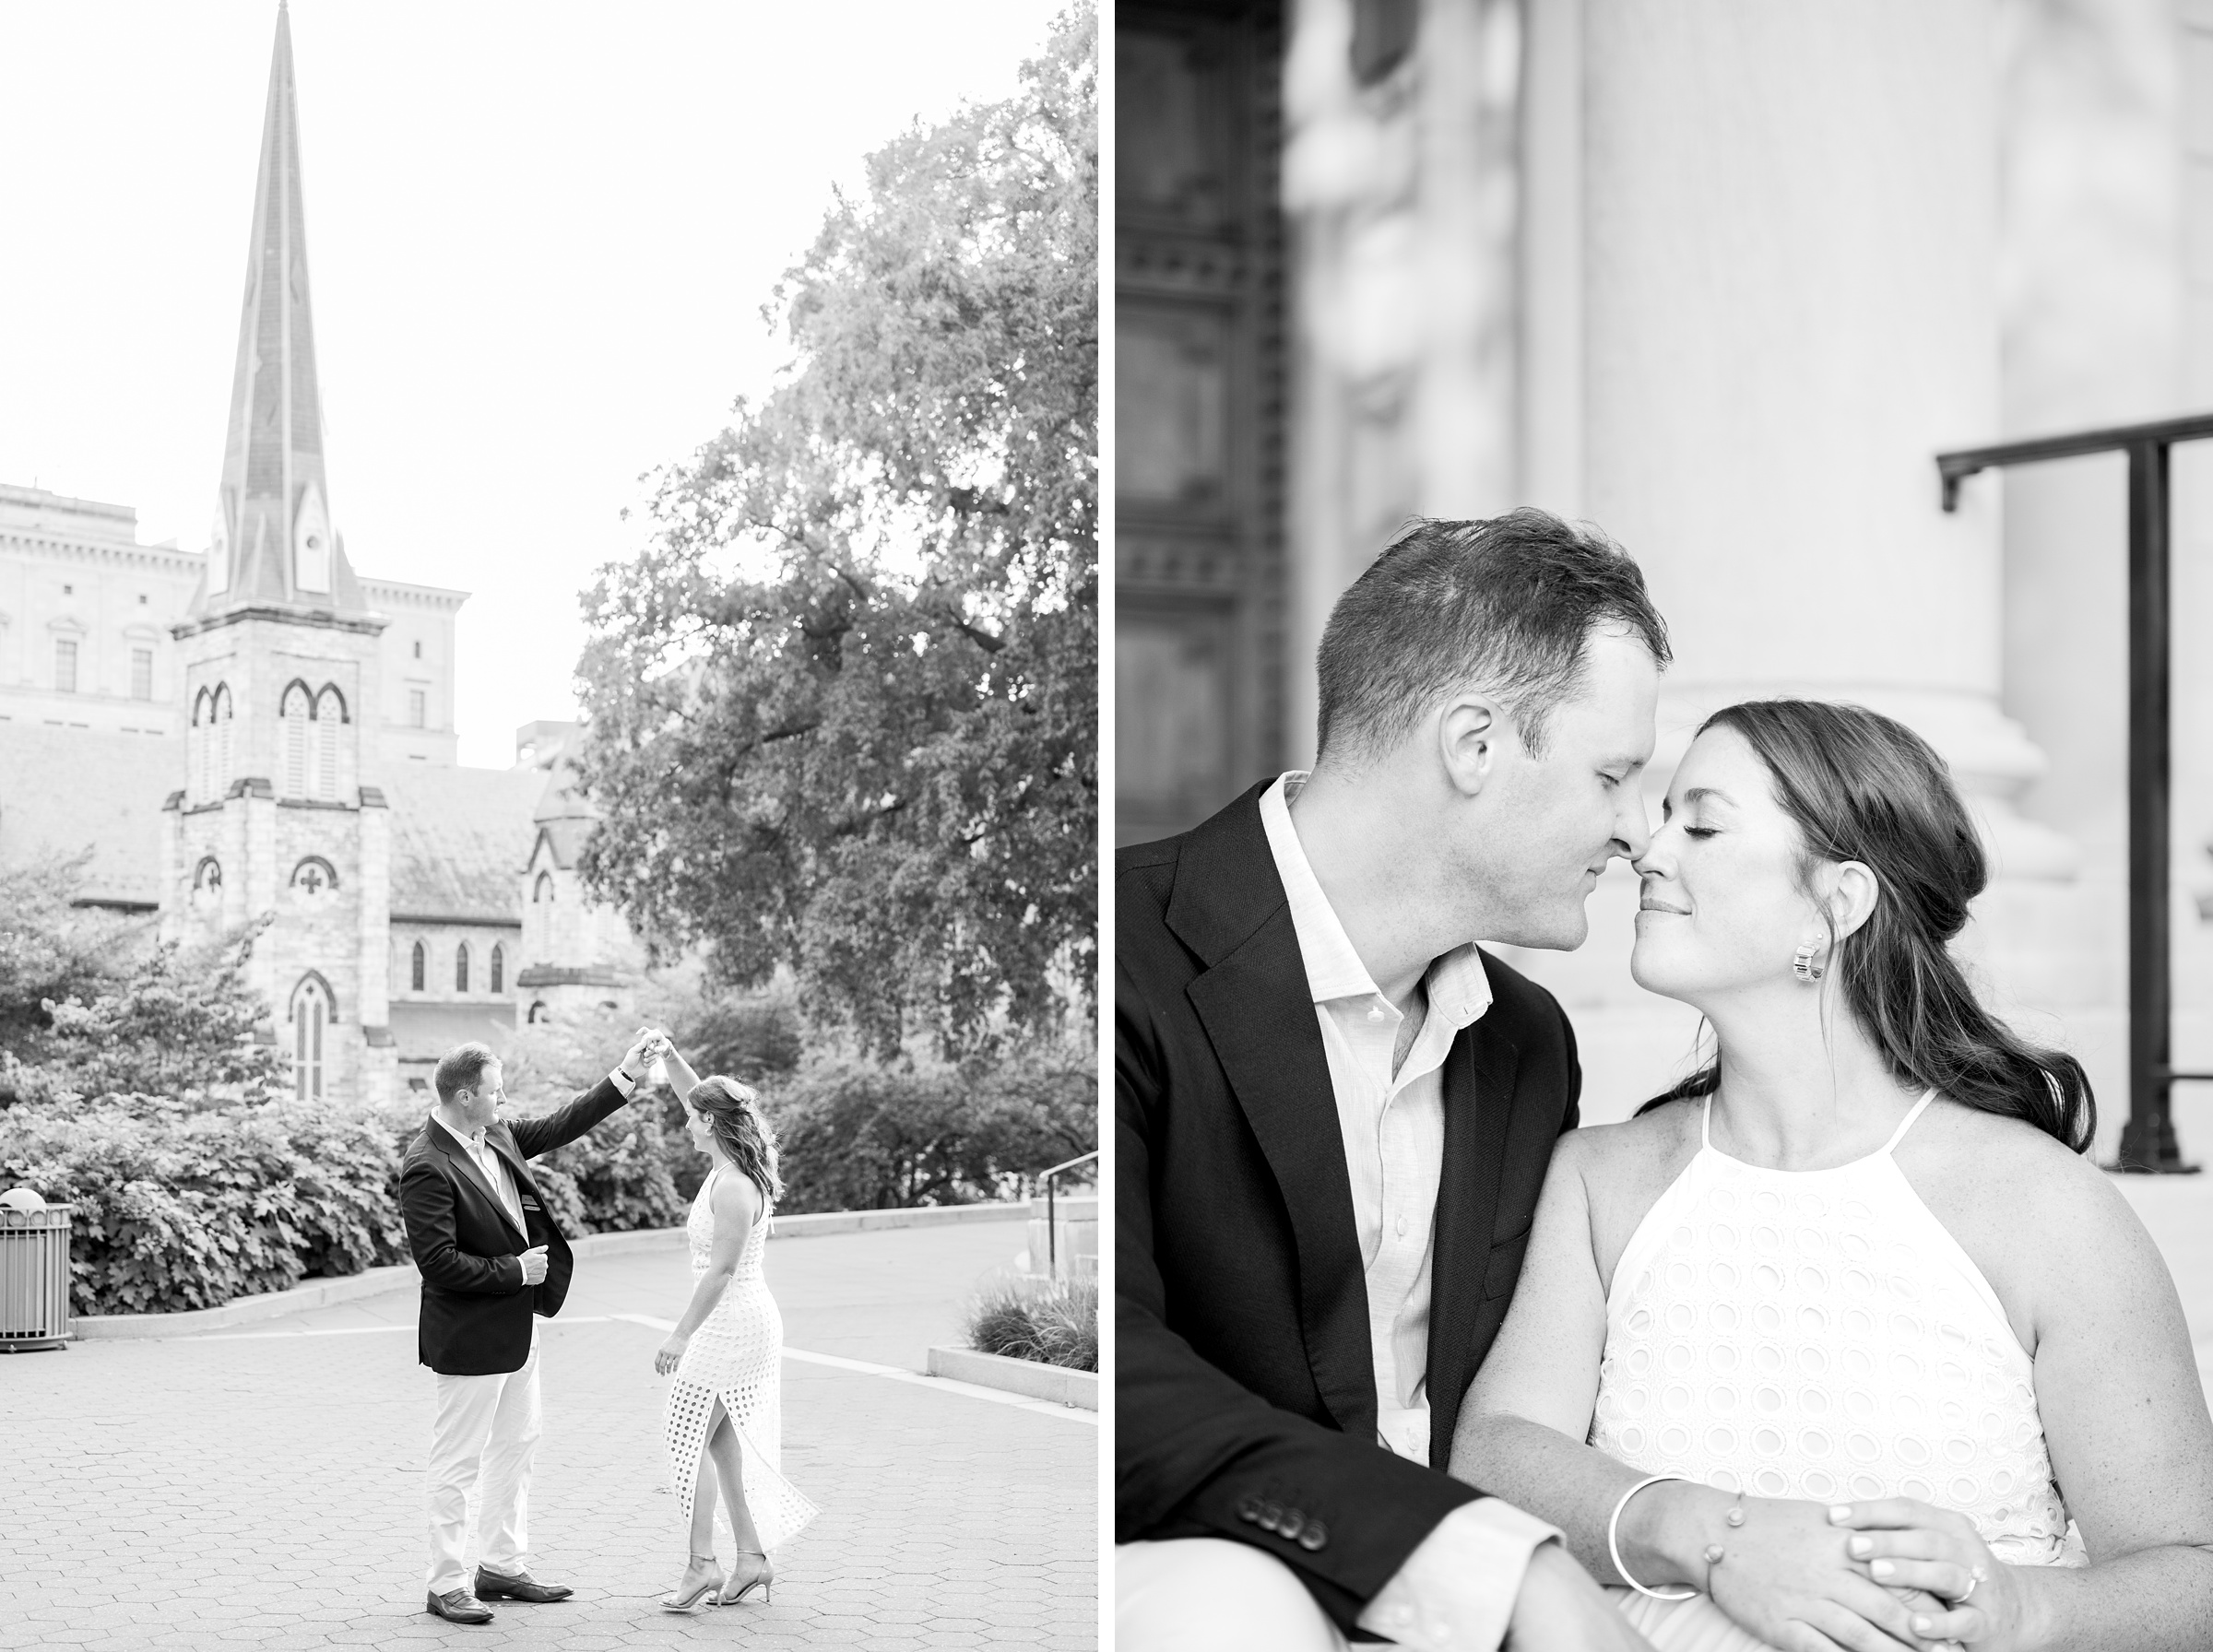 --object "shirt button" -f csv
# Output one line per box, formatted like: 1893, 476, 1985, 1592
1395, 1215, 1408, 1237
1367, 1006, 1386, 1022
